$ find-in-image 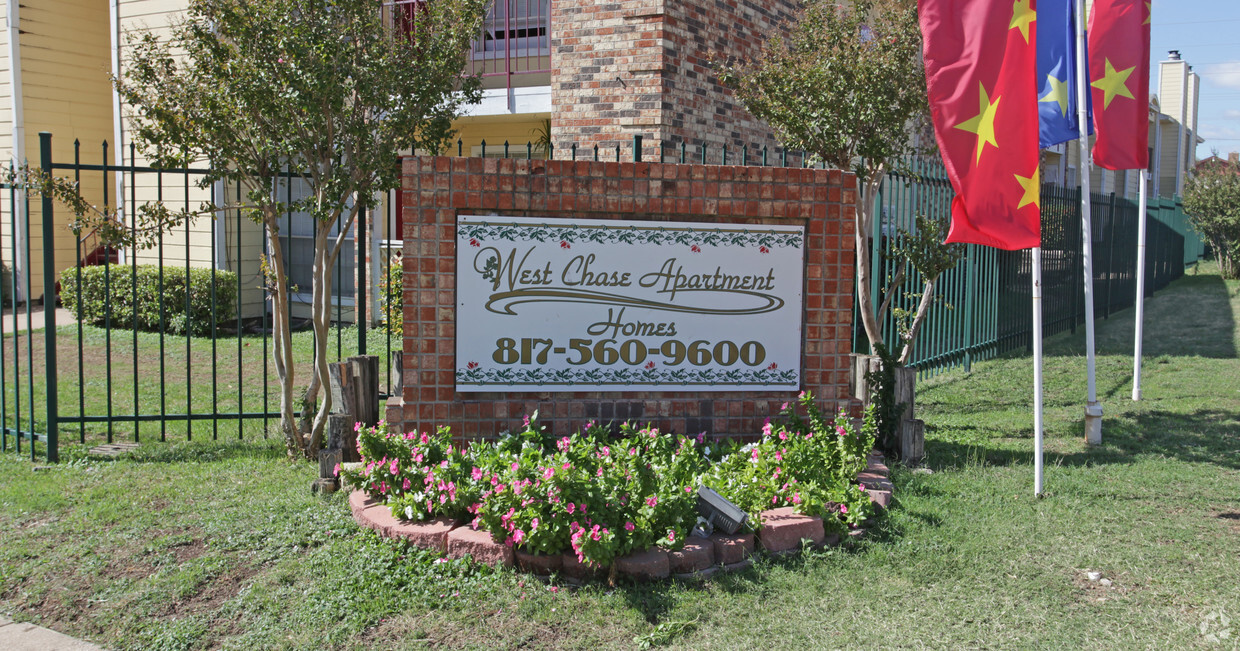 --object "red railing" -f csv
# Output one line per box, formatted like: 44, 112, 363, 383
383, 0, 551, 90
